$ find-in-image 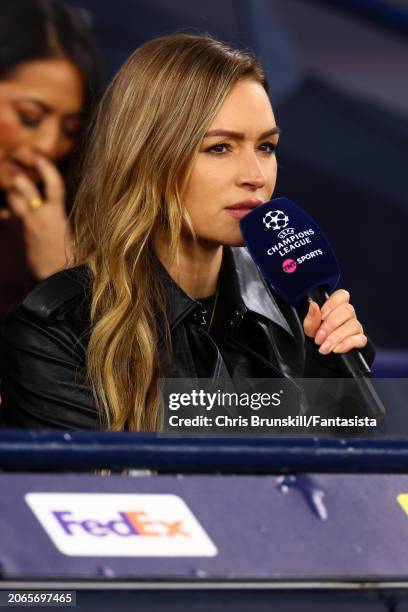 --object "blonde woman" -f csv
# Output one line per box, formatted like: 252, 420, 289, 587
0, 35, 373, 430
